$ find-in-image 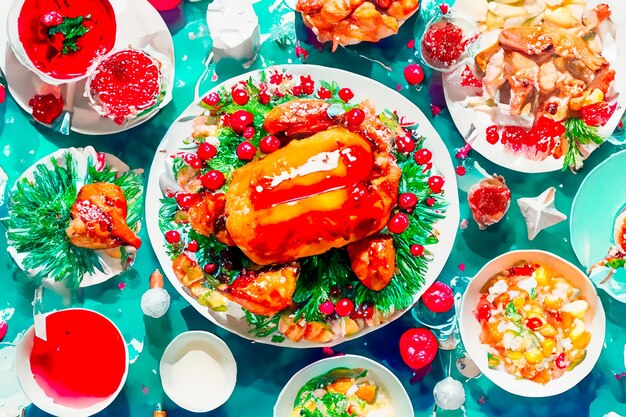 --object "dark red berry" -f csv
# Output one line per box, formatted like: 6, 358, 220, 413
398, 193, 418, 210
202, 92, 220, 107
229, 110, 254, 131
414, 148, 432, 165
351, 303, 374, 320
260, 135, 281, 154
197, 142, 217, 161
428, 176, 445, 193
318, 300, 335, 315
388, 213, 409, 234
242, 126, 256, 139
259, 91, 271, 104
346, 108, 365, 125
425, 197, 436, 206
236, 141, 257, 161
486, 125, 499, 145
187, 240, 199, 252
396, 135, 415, 153
292, 85, 303, 96
204, 263, 218, 274
182, 153, 203, 169
165, 230, 180, 244
404, 64, 425, 85
335, 298, 355, 317
318, 87, 332, 99
410, 244, 424, 256
201, 170, 225, 190
232, 89, 249, 105
175, 192, 201, 208
300, 75, 315, 95
338, 88, 354, 102
29, 93, 63, 124
400, 328, 438, 370
422, 281, 454, 313
456, 166, 466, 176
